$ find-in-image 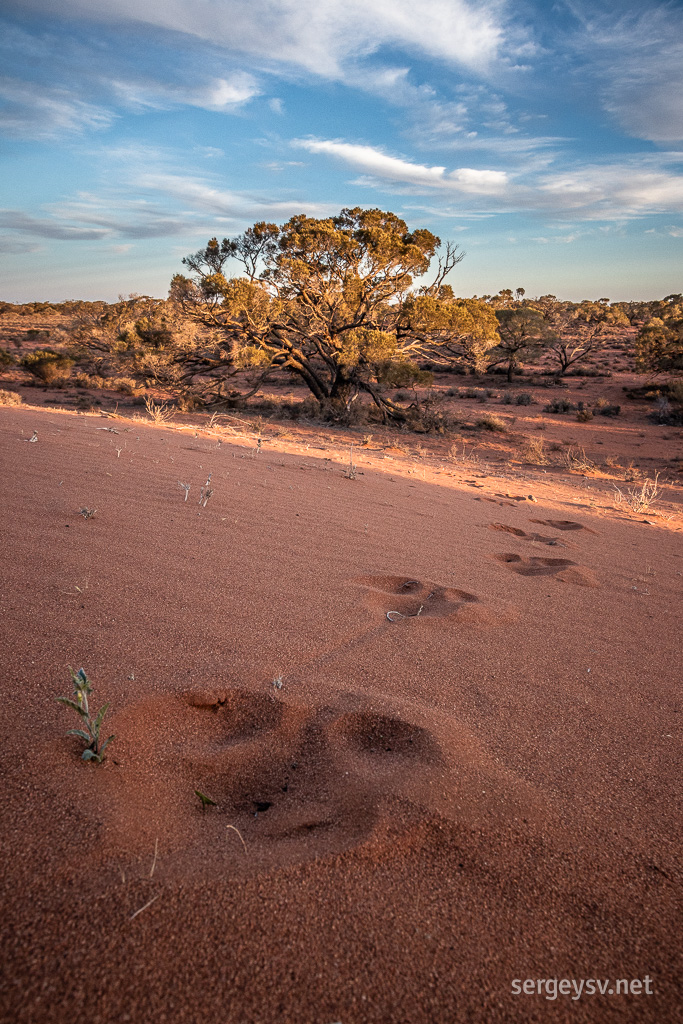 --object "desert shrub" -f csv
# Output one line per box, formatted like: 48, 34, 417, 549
545, 398, 575, 414
0, 389, 22, 405
144, 396, 175, 424
516, 392, 532, 405
572, 367, 602, 377
649, 396, 683, 425
476, 412, 507, 432
666, 380, 683, 404
22, 349, 74, 385
446, 387, 461, 397
564, 446, 596, 473
407, 399, 460, 434
175, 394, 205, 413
395, 390, 410, 401
502, 392, 513, 404
111, 376, 138, 395
464, 387, 478, 399
299, 396, 322, 419
522, 436, 549, 464
0, 347, 15, 366
576, 406, 593, 422
74, 372, 105, 389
